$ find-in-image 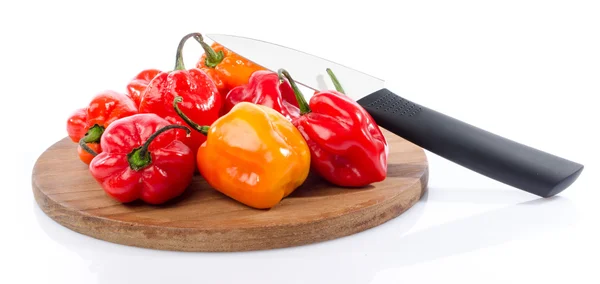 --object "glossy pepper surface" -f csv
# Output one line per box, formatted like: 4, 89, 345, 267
126, 68, 162, 108
281, 69, 389, 187
67, 90, 138, 164
174, 97, 310, 209
139, 33, 222, 154
88, 113, 195, 205
224, 70, 300, 120
196, 35, 265, 103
